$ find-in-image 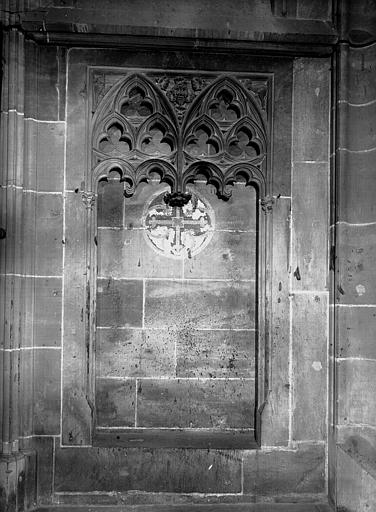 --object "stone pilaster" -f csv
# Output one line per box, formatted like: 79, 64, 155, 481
0, 27, 36, 512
